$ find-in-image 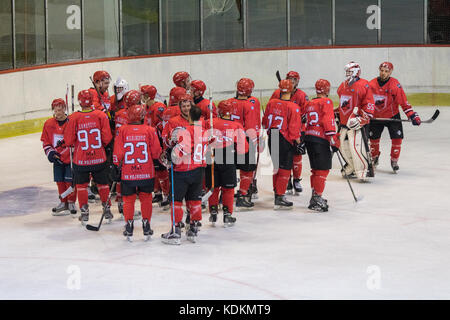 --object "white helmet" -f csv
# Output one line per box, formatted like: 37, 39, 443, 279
114, 77, 129, 100
344, 61, 361, 82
